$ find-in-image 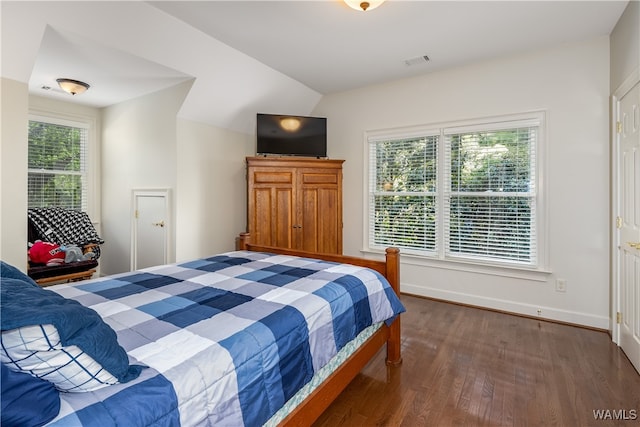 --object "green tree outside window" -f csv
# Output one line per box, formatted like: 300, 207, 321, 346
28, 120, 87, 210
